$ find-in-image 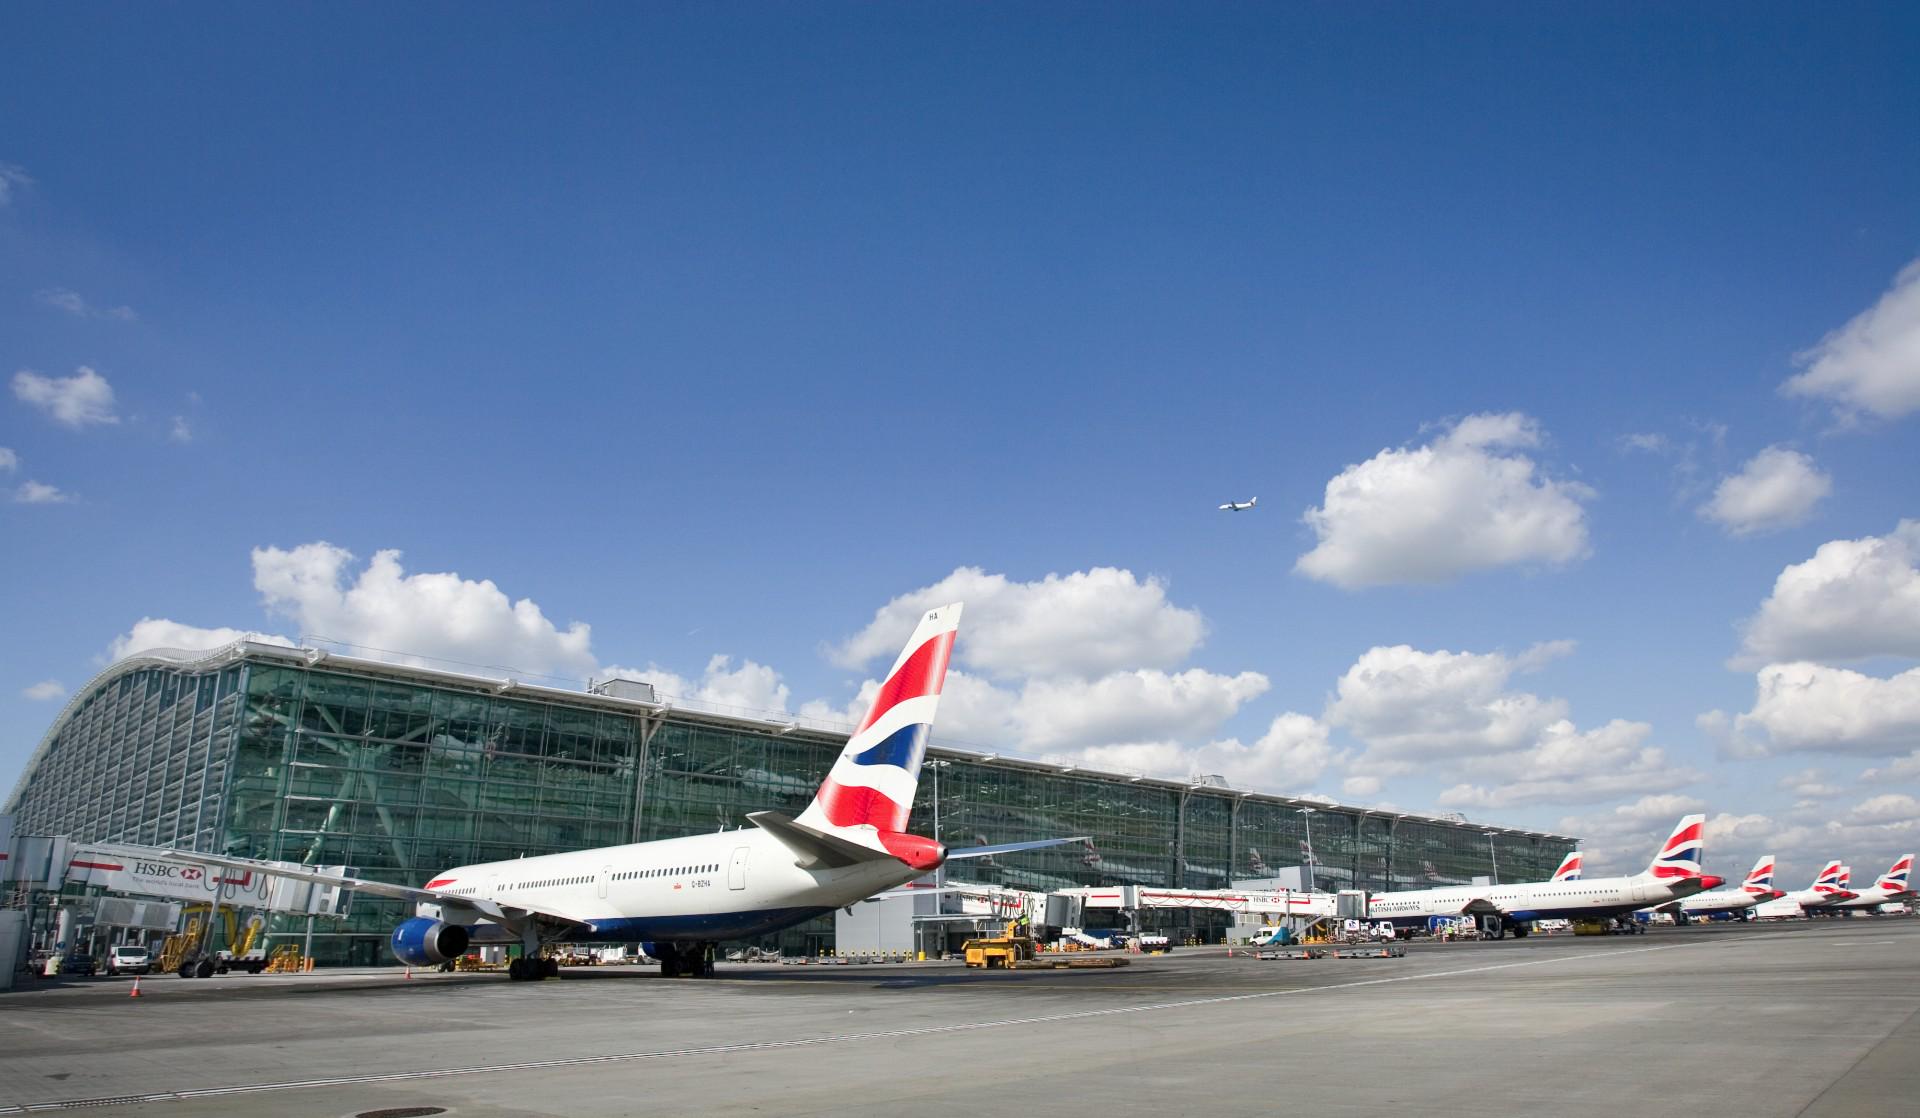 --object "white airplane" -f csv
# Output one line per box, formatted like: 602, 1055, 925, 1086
1550, 851, 1583, 882
1829, 855, 1915, 911
1658, 854, 1783, 921
1781, 860, 1858, 912
1218, 497, 1257, 512
125, 603, 1079, 981
1367, 815, 1721, 938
